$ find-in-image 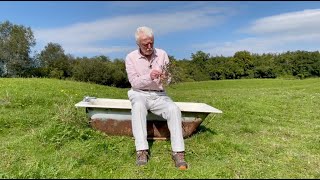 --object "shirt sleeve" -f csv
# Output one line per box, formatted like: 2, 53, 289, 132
125, 55, 154, 89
